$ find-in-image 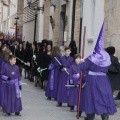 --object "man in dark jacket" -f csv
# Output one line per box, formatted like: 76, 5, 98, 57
106, 46, 120, 100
